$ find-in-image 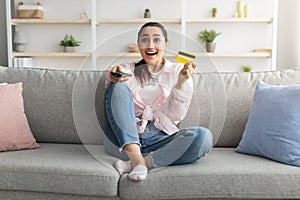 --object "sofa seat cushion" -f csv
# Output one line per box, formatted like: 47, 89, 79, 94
0, 143, 119, 197
119, 148, 300, 200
